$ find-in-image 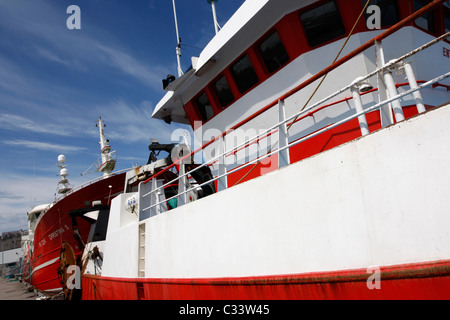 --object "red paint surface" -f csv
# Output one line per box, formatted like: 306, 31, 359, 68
29, 172, 126, 293
227, 105, 429, 186
81, 260, 450, 300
